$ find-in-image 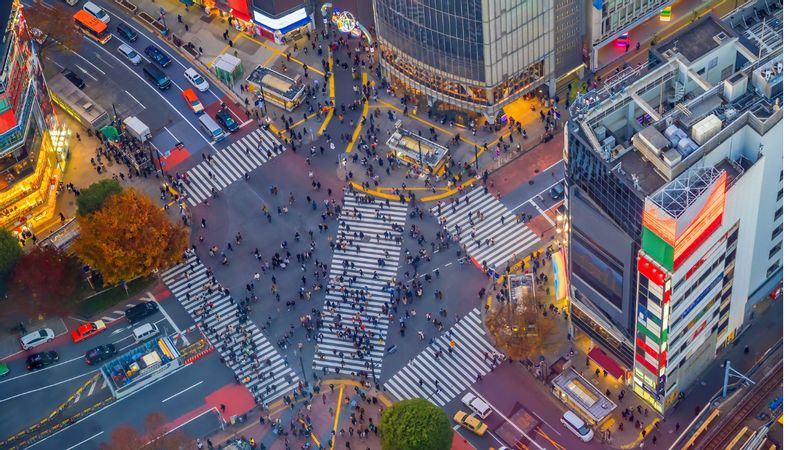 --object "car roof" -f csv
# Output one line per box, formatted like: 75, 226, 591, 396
183, 88, 198, 98
185, 68, 199, 76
